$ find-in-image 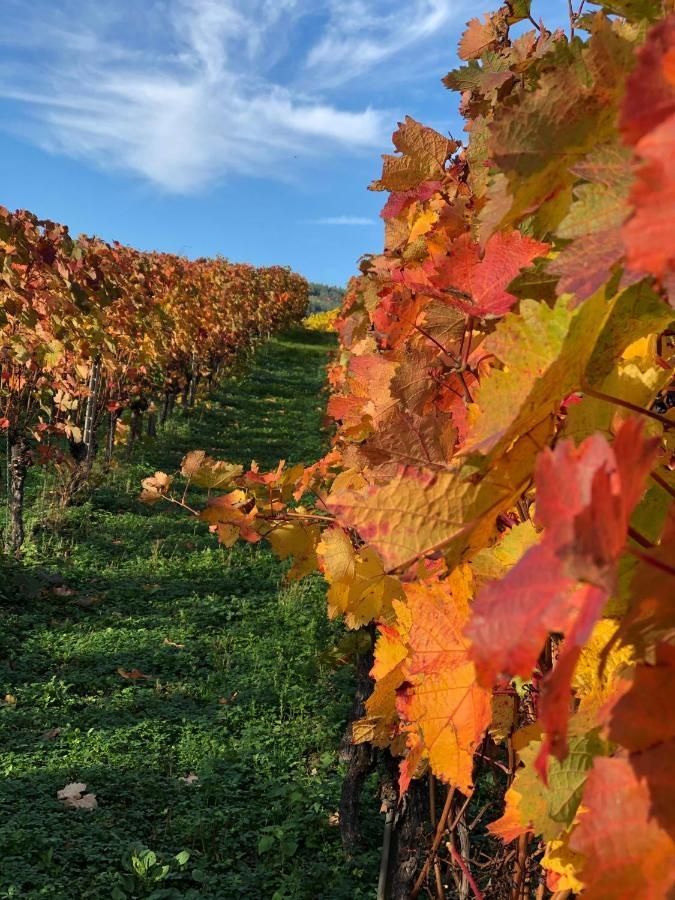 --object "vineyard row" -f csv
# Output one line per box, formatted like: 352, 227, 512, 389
0, 206, 307, 551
